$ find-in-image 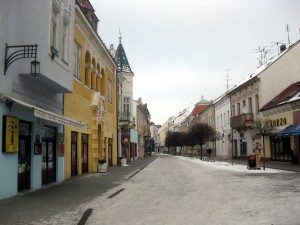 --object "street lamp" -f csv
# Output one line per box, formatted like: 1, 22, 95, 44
4, 44, 40, 76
